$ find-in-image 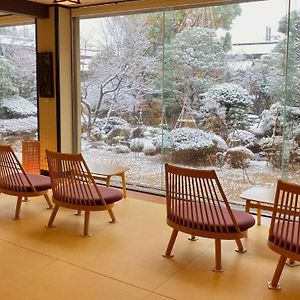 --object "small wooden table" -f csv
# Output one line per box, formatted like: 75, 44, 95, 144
240, 186, 275, 225
88, 162, 129, 198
